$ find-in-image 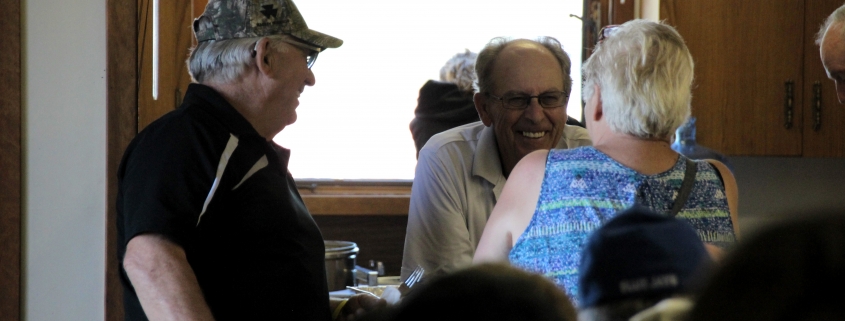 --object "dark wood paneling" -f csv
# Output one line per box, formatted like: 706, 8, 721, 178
609, 0, 635, 25
0, 0, 22, 320
314, 215, 408, 277
304, 196, 410, 216
106, 0, 138, 319
299, 183, 411, 215
666, 0, 804, 156
583, 0, 637, 59
137, 0, 195, 131
660, 0, 677, 26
